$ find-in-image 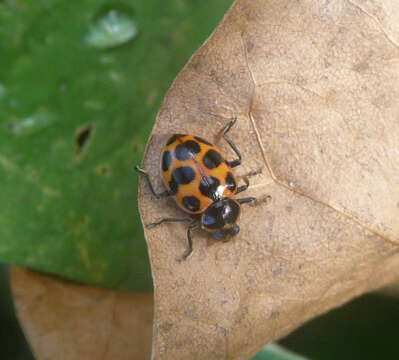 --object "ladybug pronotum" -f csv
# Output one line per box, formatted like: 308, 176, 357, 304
136, 118, 255, 260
